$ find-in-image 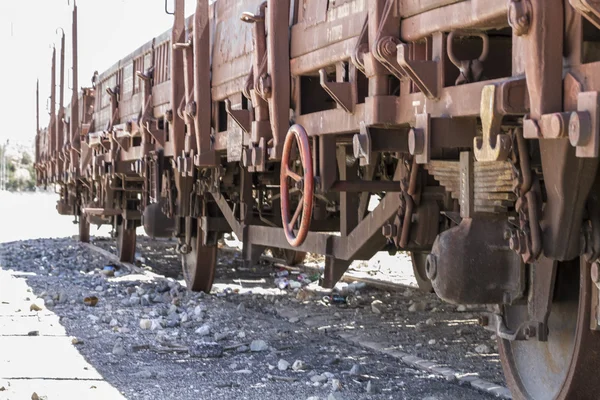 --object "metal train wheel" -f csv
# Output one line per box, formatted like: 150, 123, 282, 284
79, 213, 90, 243
410, 252, 433, 293
272, 248, 307, 265
280, 124, 314, 247
116, 218, 136, 263
181, 233, 217, 293
499, 258, 600, 400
